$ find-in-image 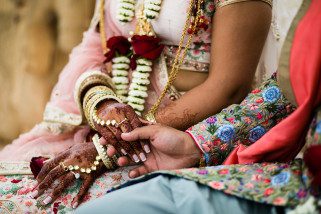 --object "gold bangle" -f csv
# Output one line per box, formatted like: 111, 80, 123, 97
144, 112, 157, 123
83, 86, 115, 106
85, 94, 123, 130
83, 86, 123, 129
92, 134, 115, 170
